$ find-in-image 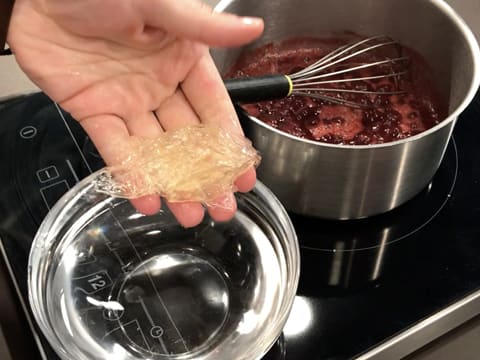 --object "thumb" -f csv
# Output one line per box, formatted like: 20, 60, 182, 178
138, 0, 264, 47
